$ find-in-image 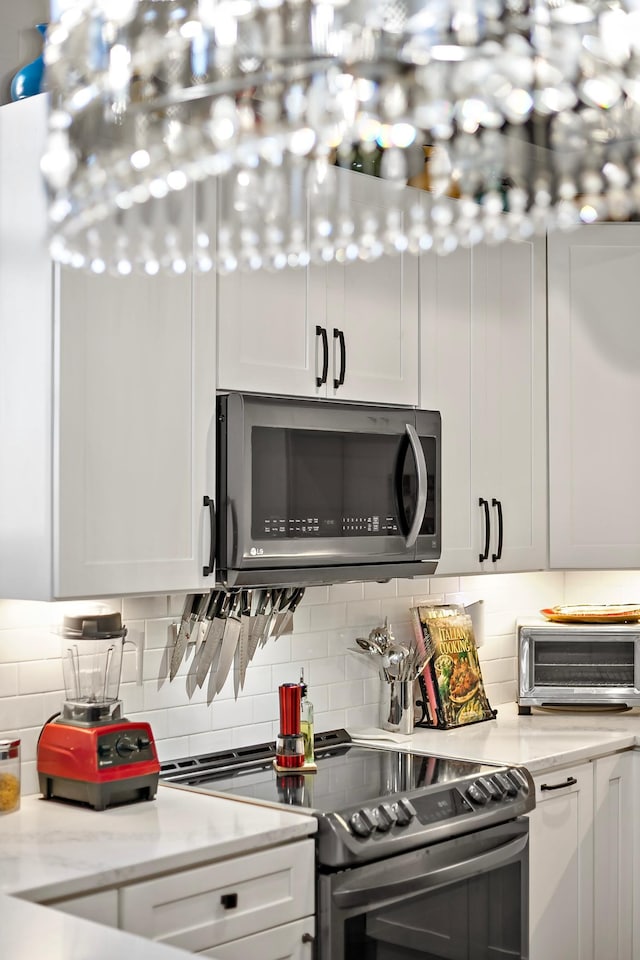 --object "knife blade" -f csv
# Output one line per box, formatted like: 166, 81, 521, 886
234, 589, 252, 699
214, 591, 242, 695
170, 593, 201, 681
247, 589, 270, 663
271, 587, 297, 640
279, 586, 306, 636
195, 591, 226, 688
261, 587, 285, 647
